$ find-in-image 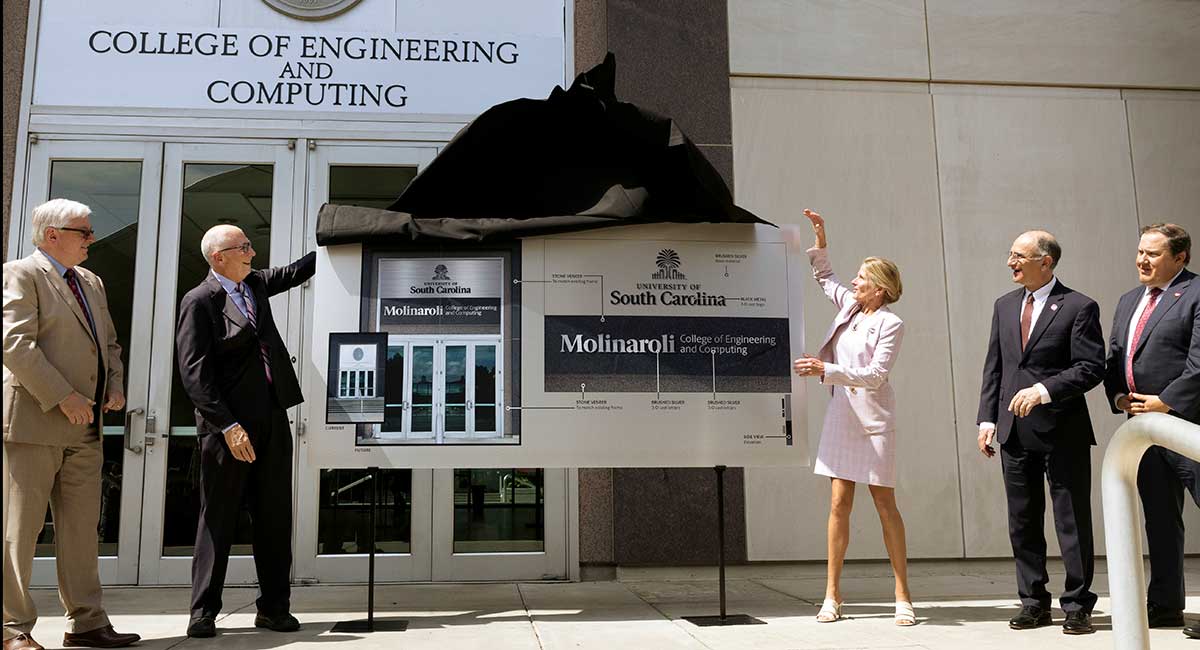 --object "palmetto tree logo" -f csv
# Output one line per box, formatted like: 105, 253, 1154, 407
652, 249, 686, 280
432, 264, 450, 280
